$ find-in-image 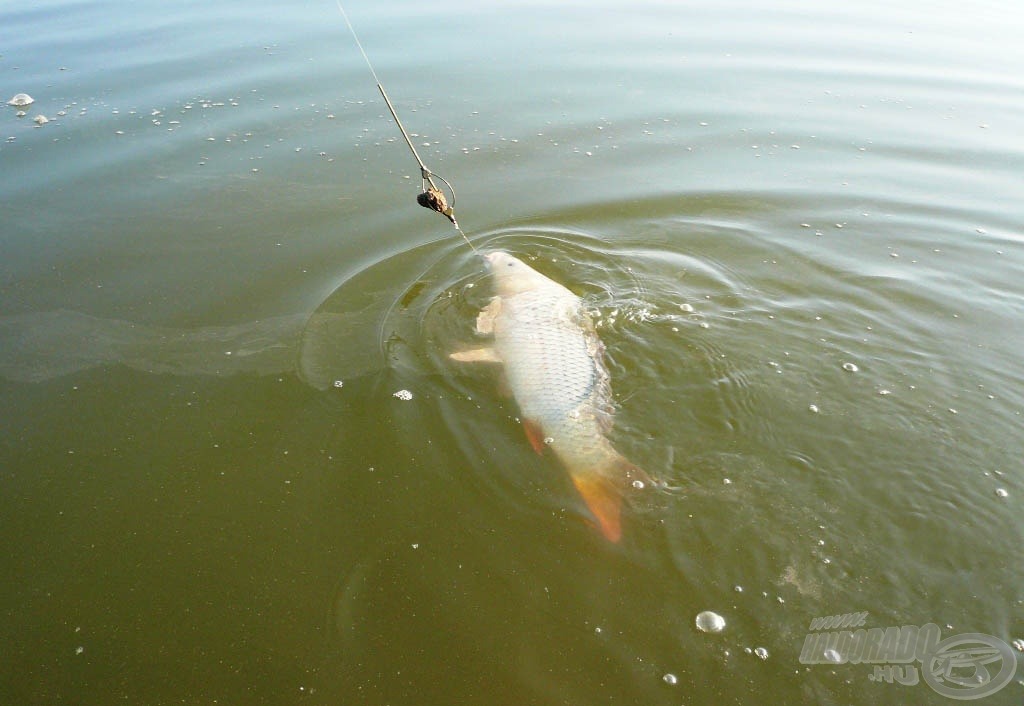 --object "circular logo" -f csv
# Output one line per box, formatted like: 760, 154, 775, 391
922, 633, 1017, 700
